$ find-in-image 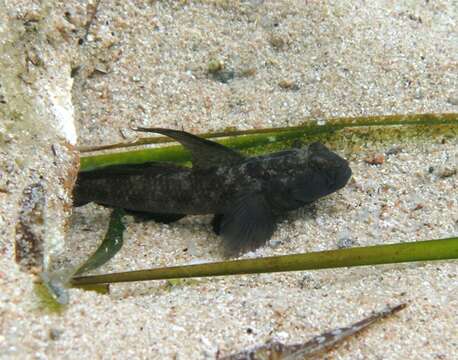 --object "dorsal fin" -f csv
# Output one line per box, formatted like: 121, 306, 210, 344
135, 128, 245, 170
